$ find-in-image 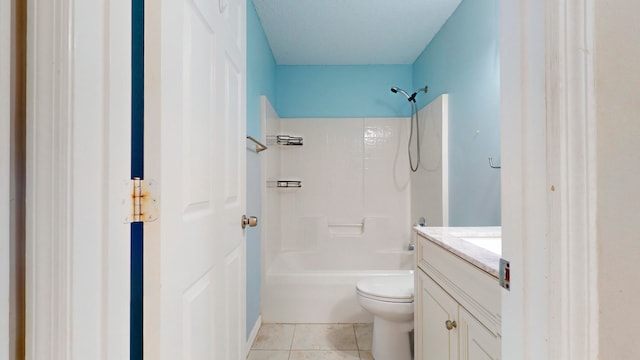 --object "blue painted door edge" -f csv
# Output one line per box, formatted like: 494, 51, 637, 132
131, 0, 144, 358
